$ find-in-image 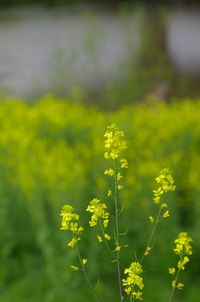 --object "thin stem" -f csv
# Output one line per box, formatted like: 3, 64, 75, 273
168, 256, 182, 302
100, 222, 114, 258
114, 158, 124, 302
75, 246, 100, 302
130, 285, 134, 302
140, 202, 163, 263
